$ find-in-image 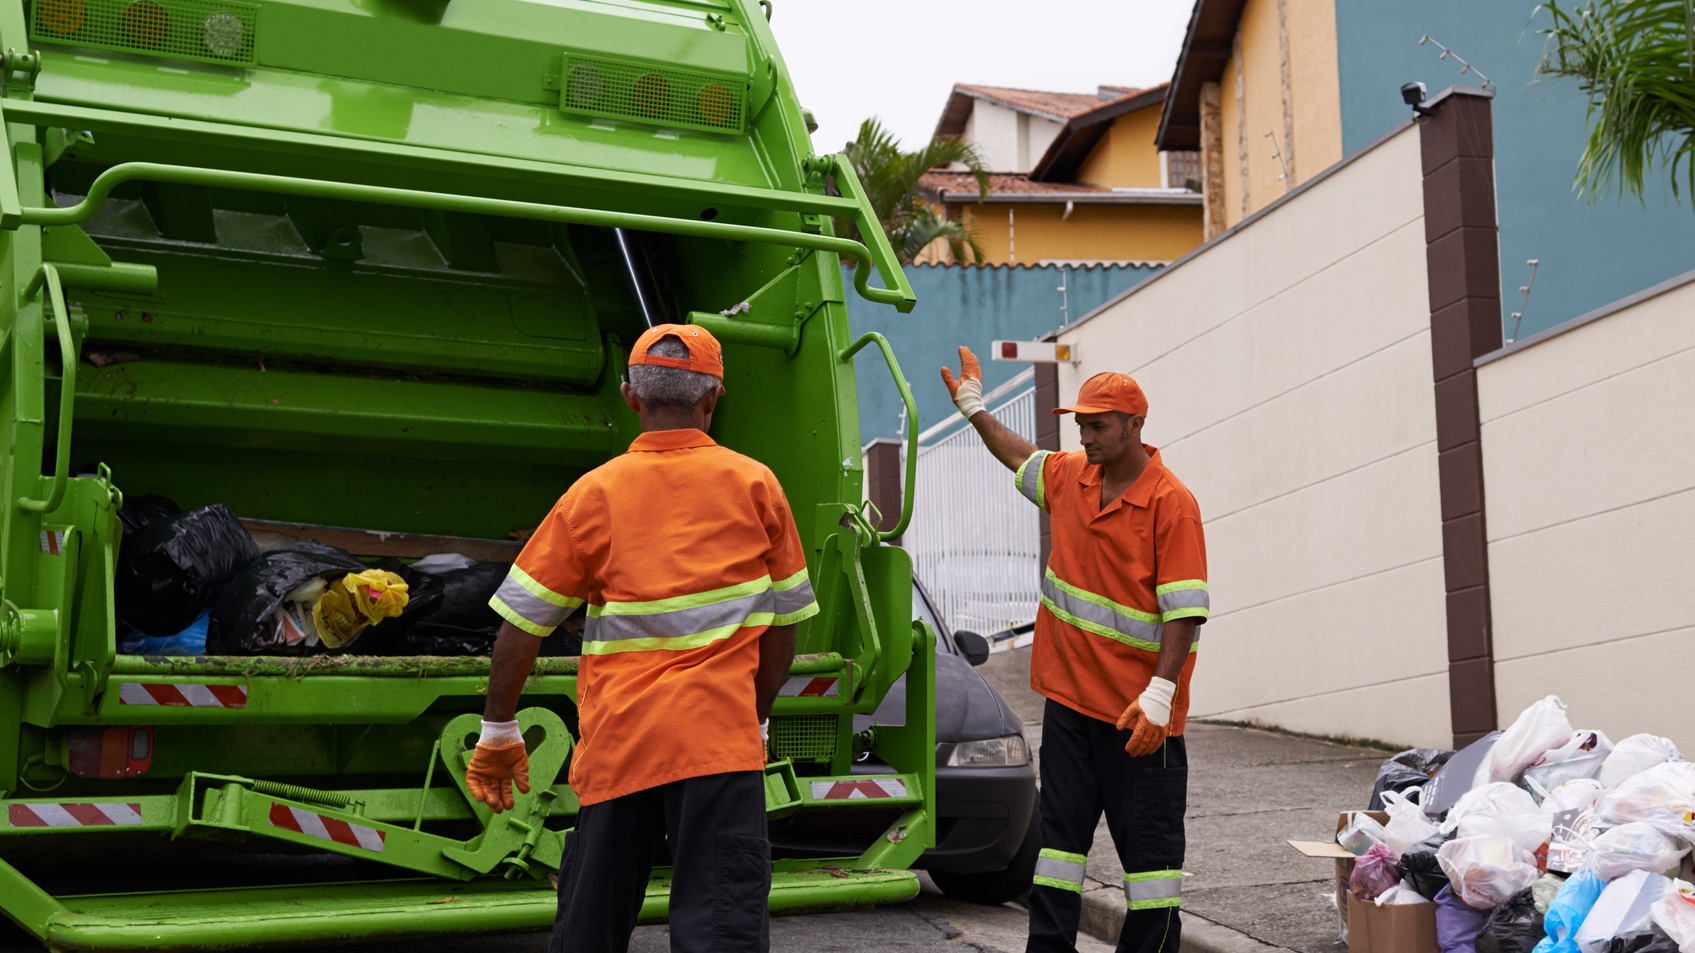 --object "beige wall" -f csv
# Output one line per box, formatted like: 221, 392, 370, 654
1054, 126, 1452, 747
964, 101, 1064, 172
1203, 0, 1343, 230
1076, 105, 1166, 190
1477, 276, 1695, 753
